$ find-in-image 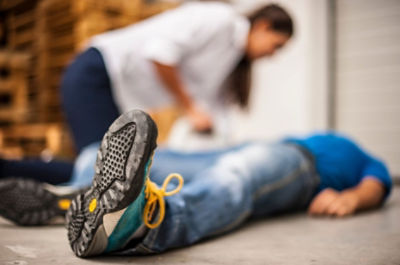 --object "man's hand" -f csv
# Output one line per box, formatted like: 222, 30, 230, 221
308, 178, 385, 218
308, 188, 359, 217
